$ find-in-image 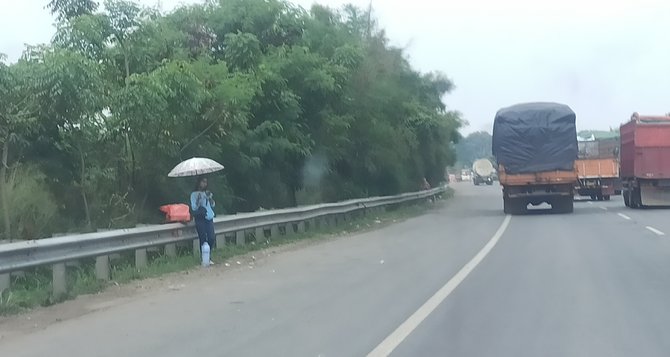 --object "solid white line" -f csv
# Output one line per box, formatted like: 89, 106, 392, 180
646, 226, 665, 236
366, 215, 512, 357
618, 213, 631, 220
600, 206, 608, 211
